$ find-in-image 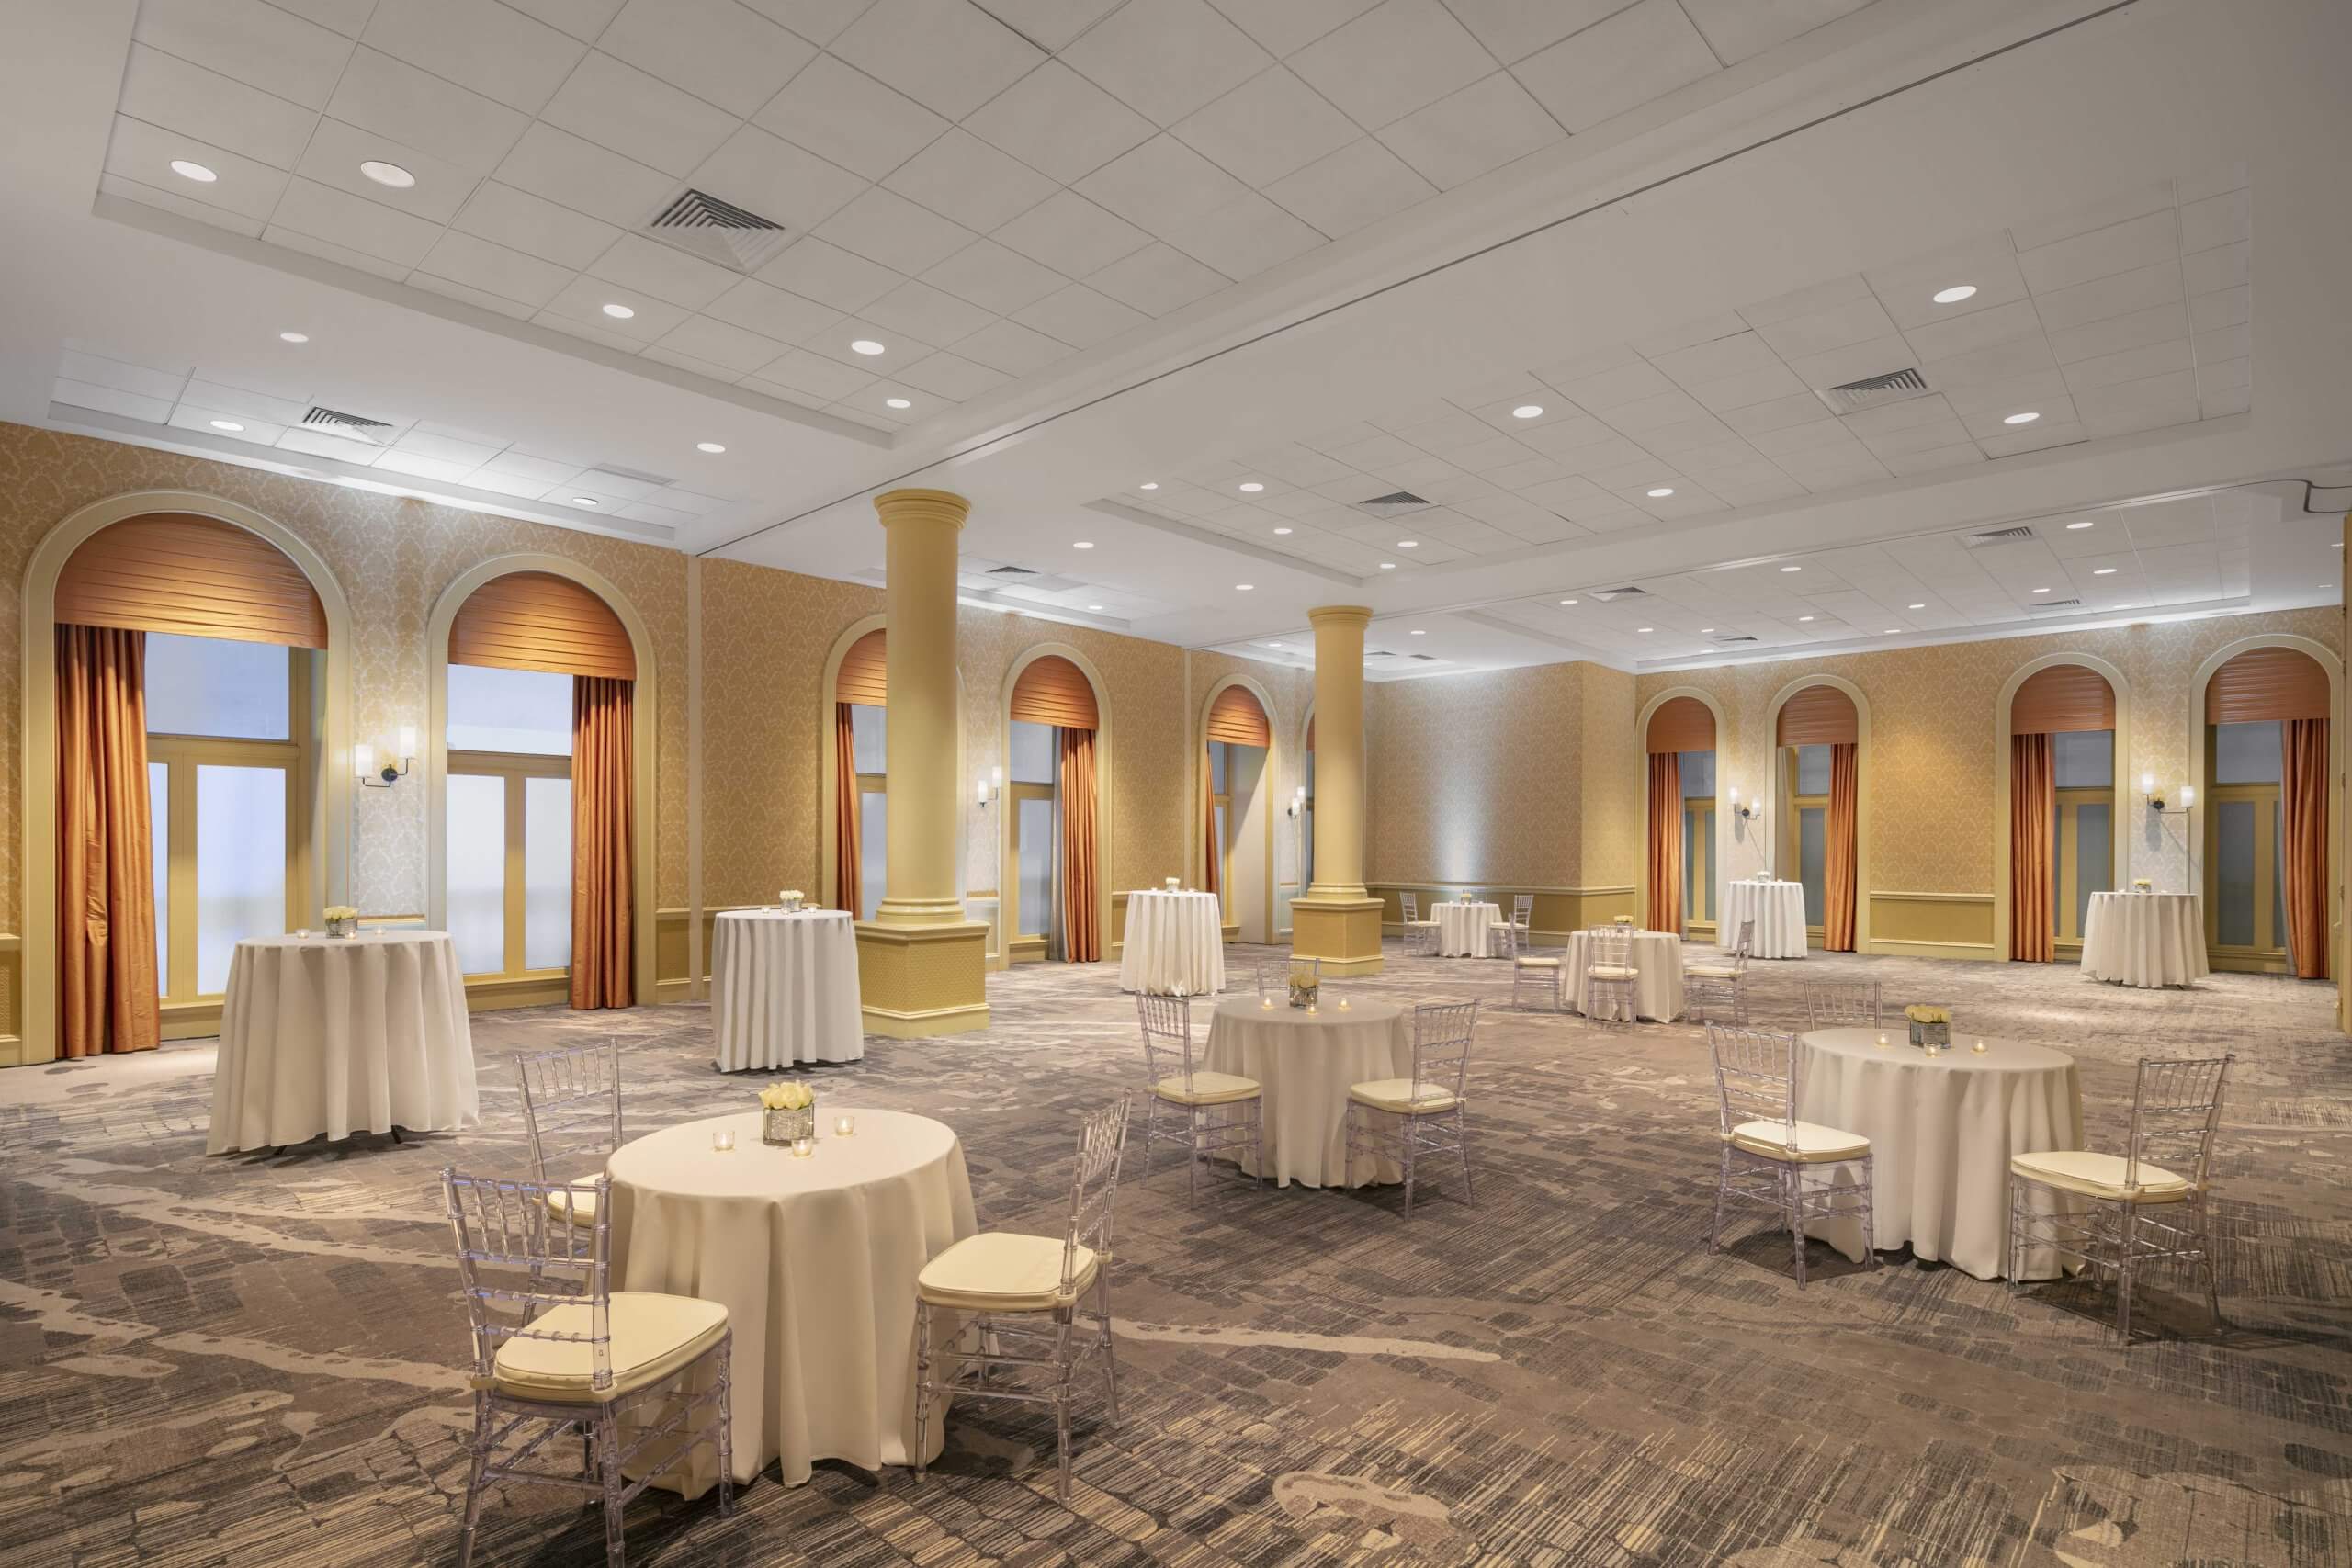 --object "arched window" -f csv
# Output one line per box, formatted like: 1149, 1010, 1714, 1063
1645, 696, 1716, 938
1204, 684, 1272, 939
1775, 684, 1860, 952
1003, 653, 1102, 963
2203, 647, 2330, 976
834, 628, 888, 919
2008, 664, 2117, 962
